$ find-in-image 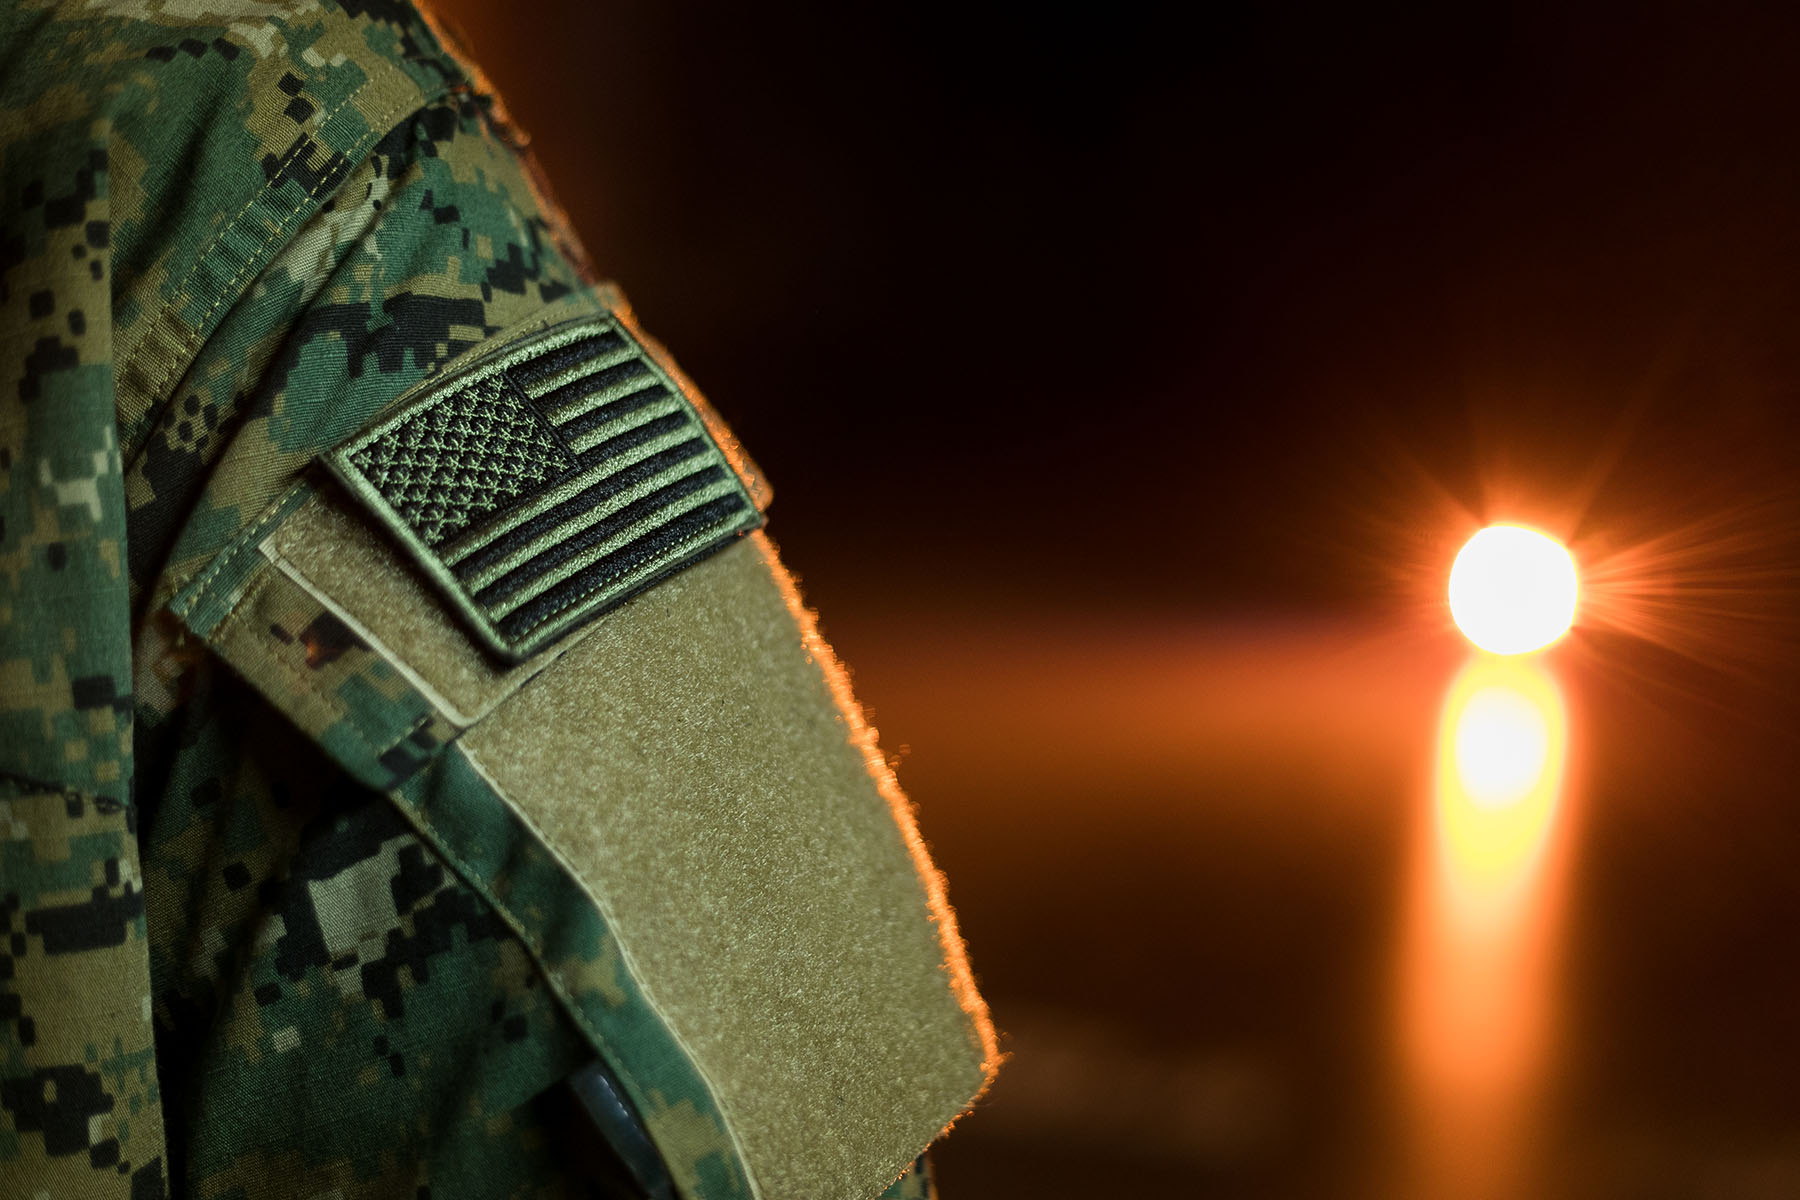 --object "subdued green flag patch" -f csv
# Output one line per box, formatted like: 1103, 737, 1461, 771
326, 316, 762, 662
